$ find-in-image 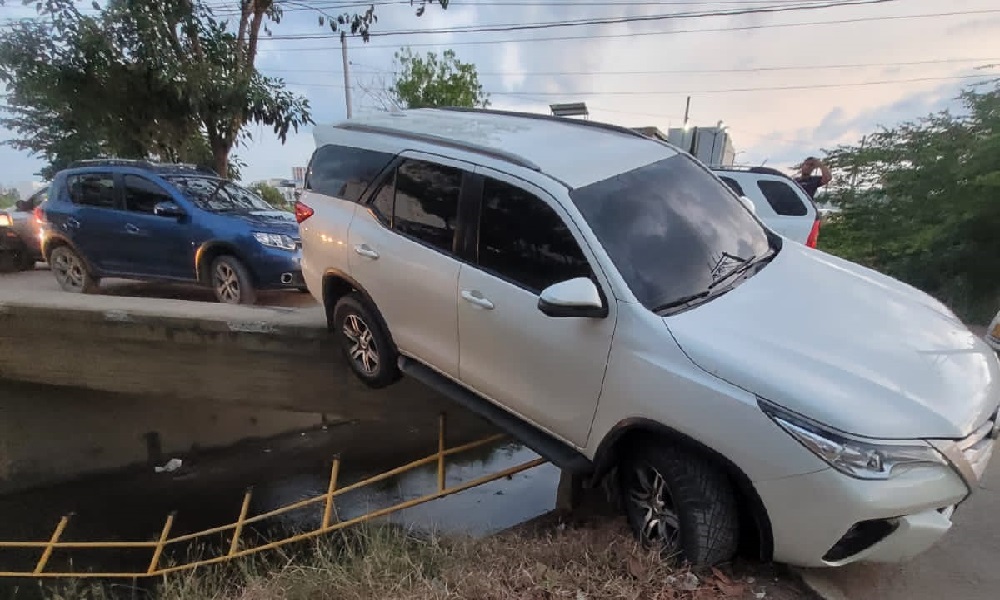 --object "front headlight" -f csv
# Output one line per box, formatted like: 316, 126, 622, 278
760, 401, 948, 480
252, 231, 297, 251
